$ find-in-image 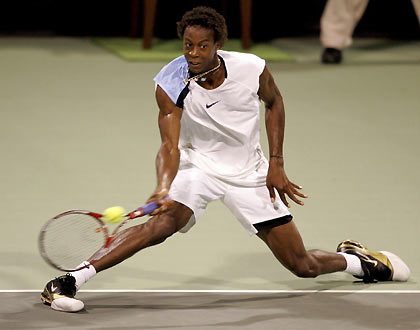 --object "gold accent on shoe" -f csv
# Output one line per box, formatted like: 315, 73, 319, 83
40, 274, 76, 306
337, 240, 393, 283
